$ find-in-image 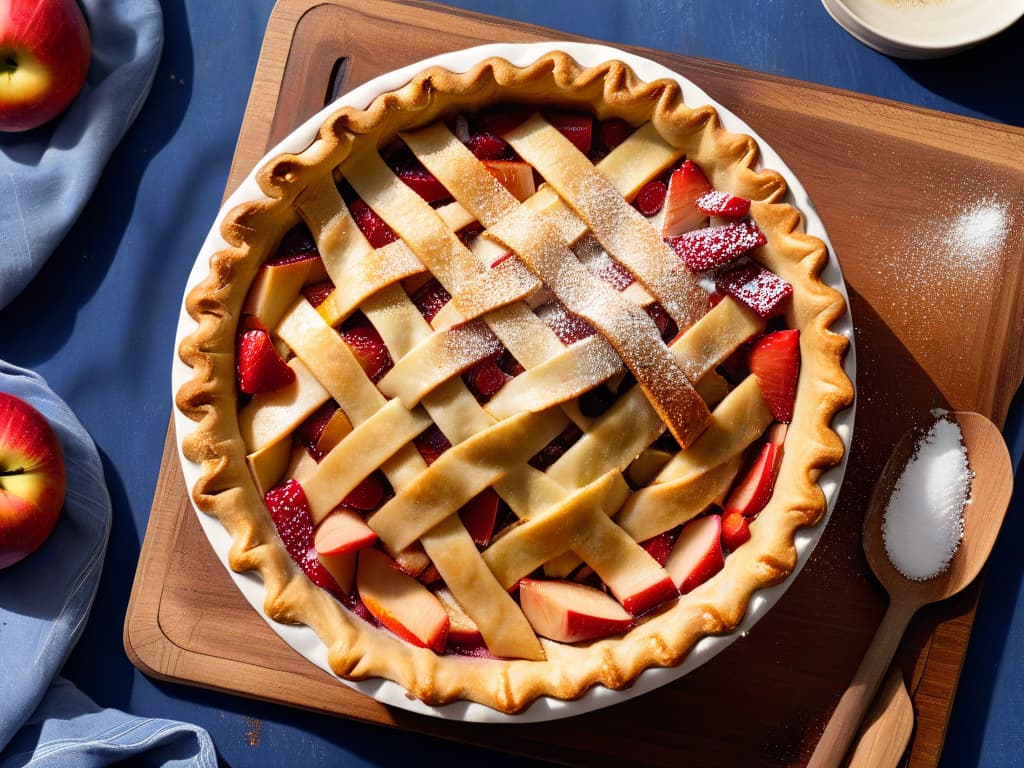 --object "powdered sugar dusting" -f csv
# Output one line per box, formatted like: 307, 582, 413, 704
945, 197, 1008, 269
887, 195, 1011, 291
870, 184, 1017, 369
882, 415, 972, 581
